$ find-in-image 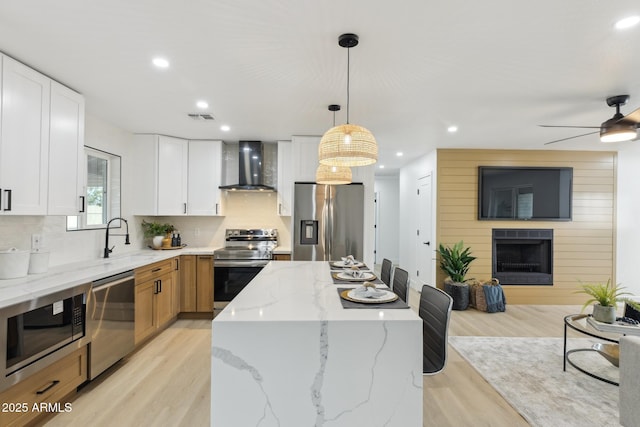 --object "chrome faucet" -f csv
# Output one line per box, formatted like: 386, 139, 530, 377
104, 217, 131, 258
